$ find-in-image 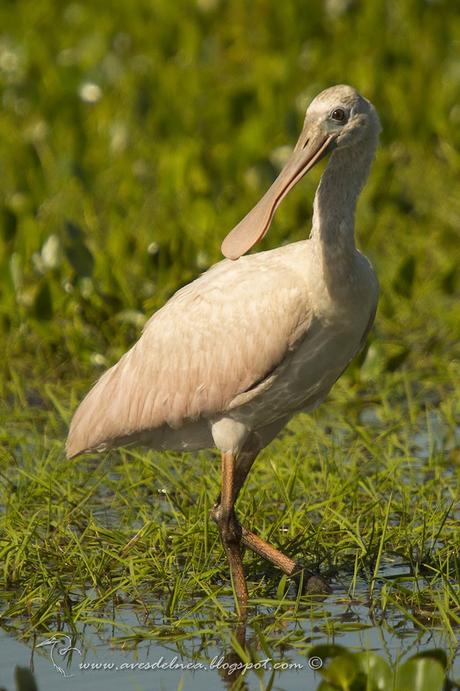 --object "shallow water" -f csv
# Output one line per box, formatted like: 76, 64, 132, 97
1, 408, 459, 691
1, 567, 459, 691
